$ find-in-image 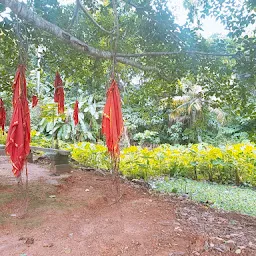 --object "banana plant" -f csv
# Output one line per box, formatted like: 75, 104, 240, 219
35, 93, 104, 144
